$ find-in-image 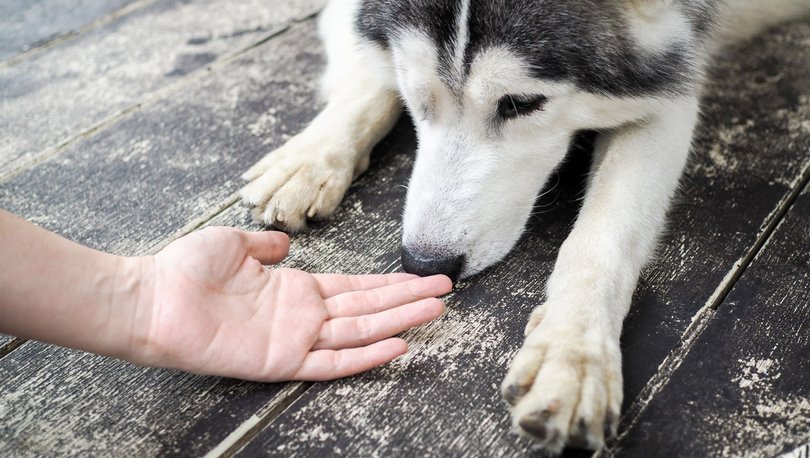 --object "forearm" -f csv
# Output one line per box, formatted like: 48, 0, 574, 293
0, 209, 147, 359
